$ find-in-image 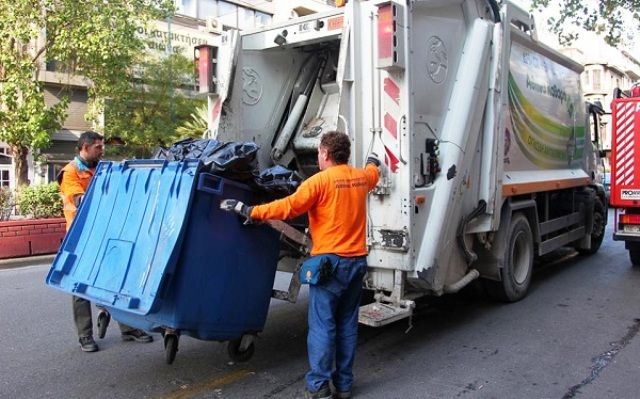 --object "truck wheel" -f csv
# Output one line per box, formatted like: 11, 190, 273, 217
629, 243, 640, 266
577, 196, 605, 255
485, 213, 534, 302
